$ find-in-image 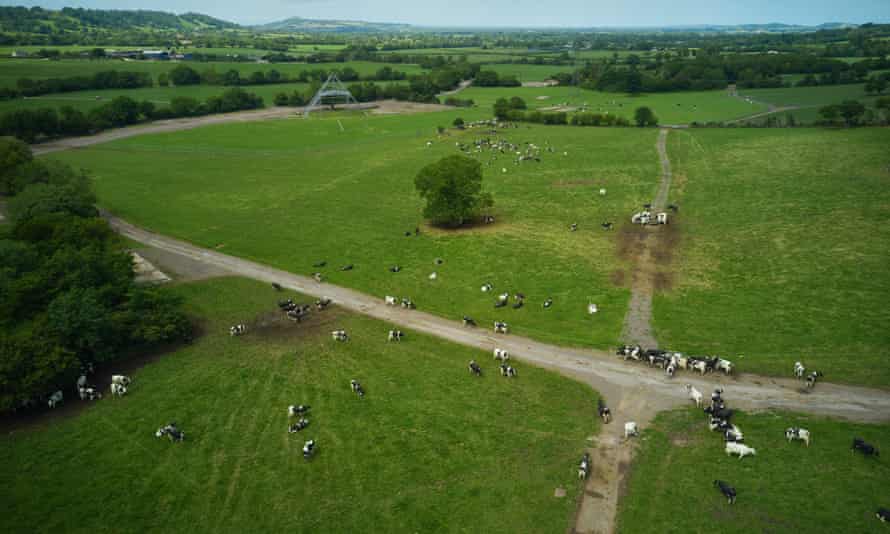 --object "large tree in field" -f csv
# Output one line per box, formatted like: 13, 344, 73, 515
414, 155, 493, 228
634, 106, 658, 127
